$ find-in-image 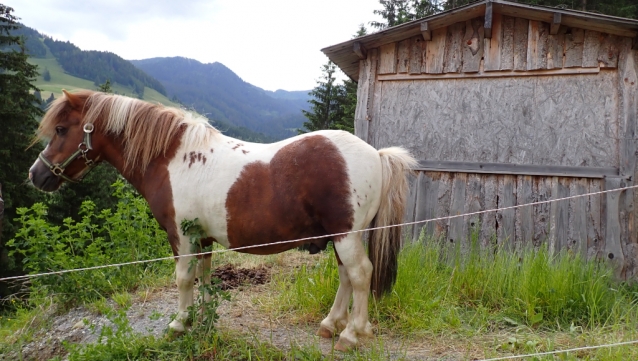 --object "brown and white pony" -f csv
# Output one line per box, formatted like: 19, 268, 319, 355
28, 90, 417, 350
